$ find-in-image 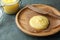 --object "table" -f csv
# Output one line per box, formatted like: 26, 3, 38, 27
0, 0, 60, 40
